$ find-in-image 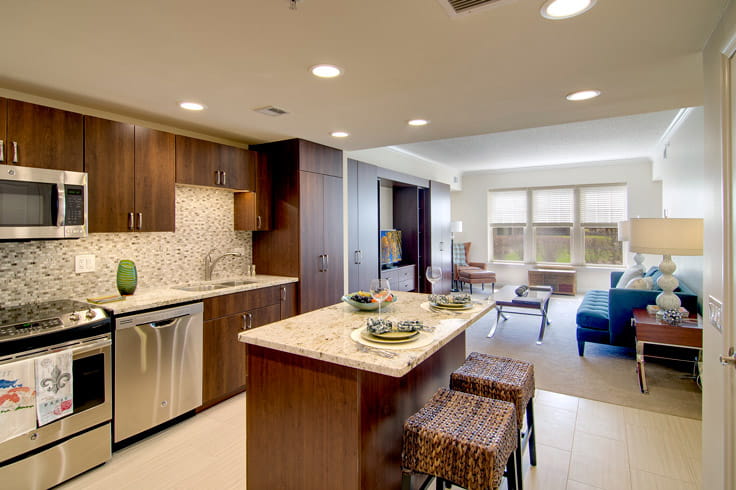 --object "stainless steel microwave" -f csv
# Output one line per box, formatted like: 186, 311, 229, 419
0, 164, 88, 240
